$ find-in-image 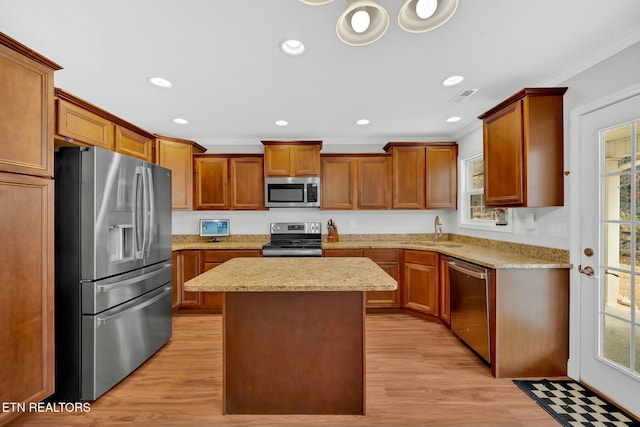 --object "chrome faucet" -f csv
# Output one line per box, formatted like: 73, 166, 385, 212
434, 215, 443, 244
